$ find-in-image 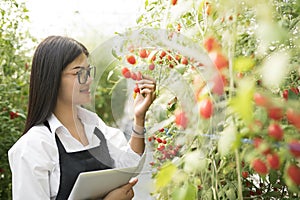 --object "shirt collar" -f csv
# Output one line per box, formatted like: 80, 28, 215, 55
46, 106, 99, 134
47, 113, 64, 134
77, 106, 99, 126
